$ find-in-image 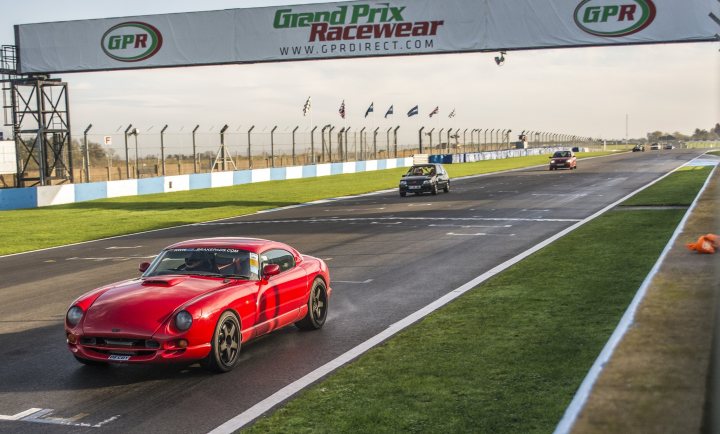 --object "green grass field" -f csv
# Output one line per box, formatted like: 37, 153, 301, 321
240, 166, 712, 434
0, 152, 609, 256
